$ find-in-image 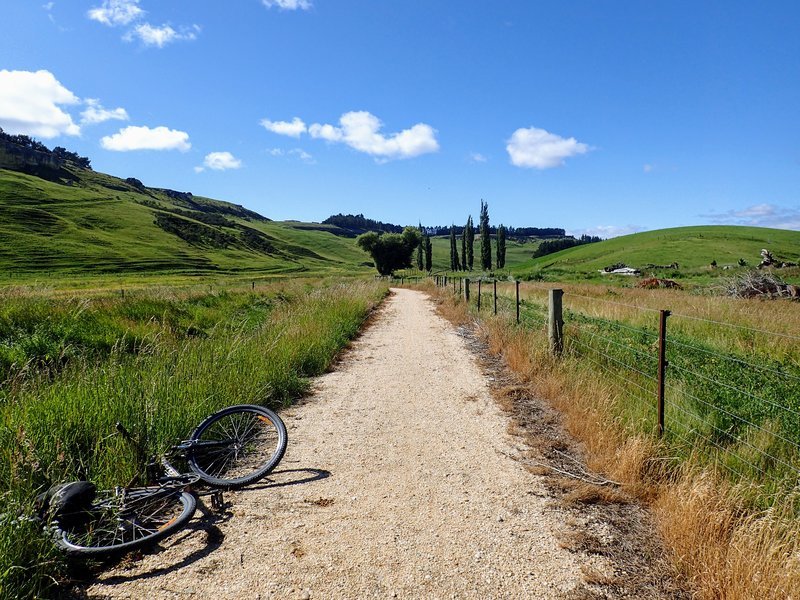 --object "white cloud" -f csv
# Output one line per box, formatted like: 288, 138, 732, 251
87, 0, 143, 26
125, 23, 200, 47
701, 204, 800, 230
100, 125, 191, 152
43, 2, 55, 10
0, 69, 80, 138
266, 148, 284, 156
309, 111, 439, 161
506, 126, 589, 169
80, 99, 129, 124
469, 152, 487, 163
195, 151, 242, 173
289, 148, 315, 163
261, 117, 307, 138
262, 0, 312, 10
567, 225, 645, 239
643, 163, 653, 173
